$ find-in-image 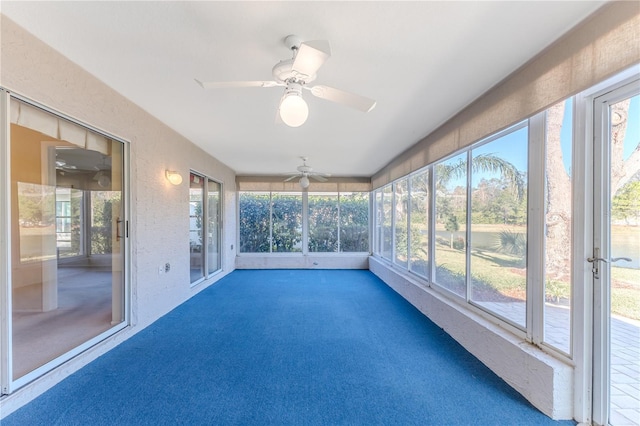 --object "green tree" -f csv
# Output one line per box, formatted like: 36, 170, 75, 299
612, 180, 640, 225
